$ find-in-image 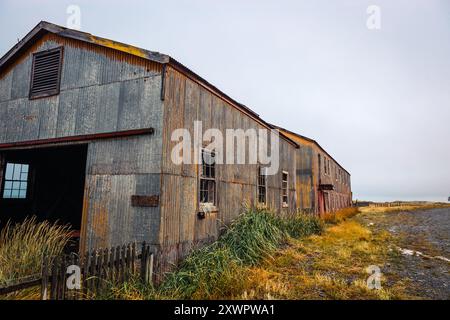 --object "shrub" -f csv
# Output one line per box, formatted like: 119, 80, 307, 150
322, 207, 360, 224
220, 209, 286, 265
99, 208, 324, 300
278, 212, 324, 238
155, 208, 323, 299
0, 217, 72, 286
